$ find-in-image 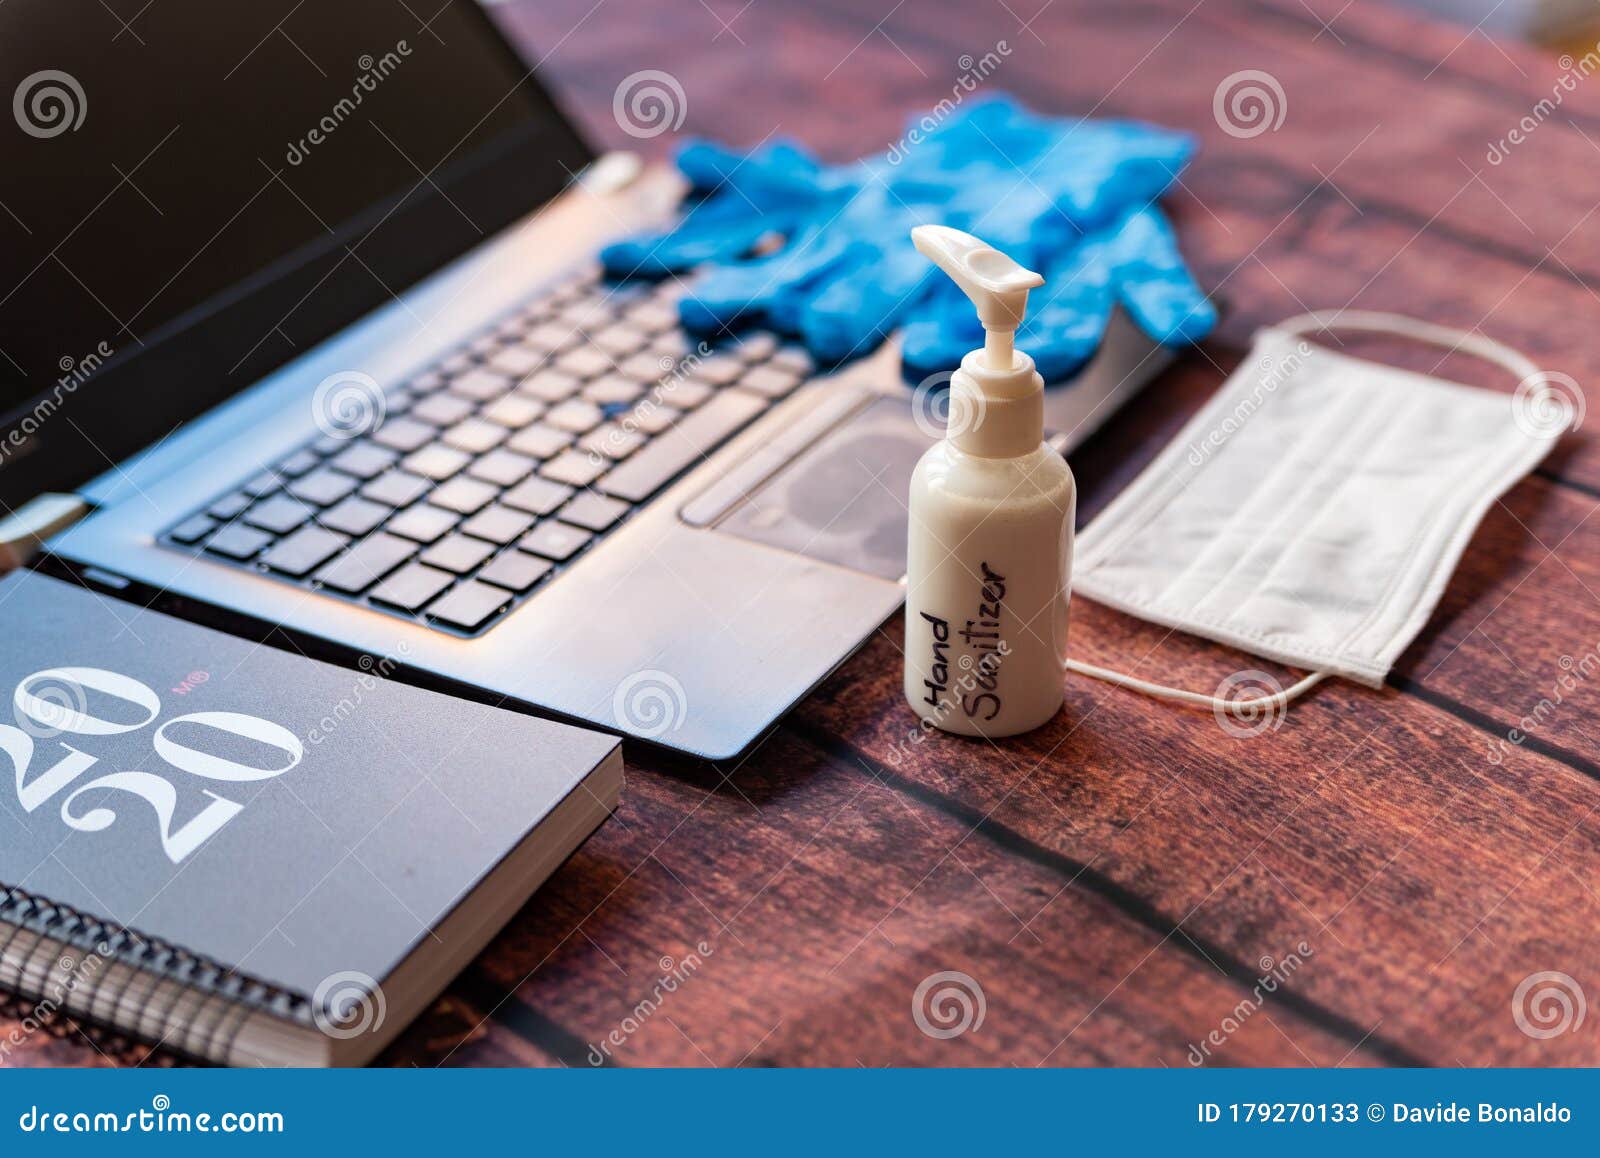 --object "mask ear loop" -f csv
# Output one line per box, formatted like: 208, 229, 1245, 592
1062, 309, 1536, 718
1064, 657, 1328, 716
